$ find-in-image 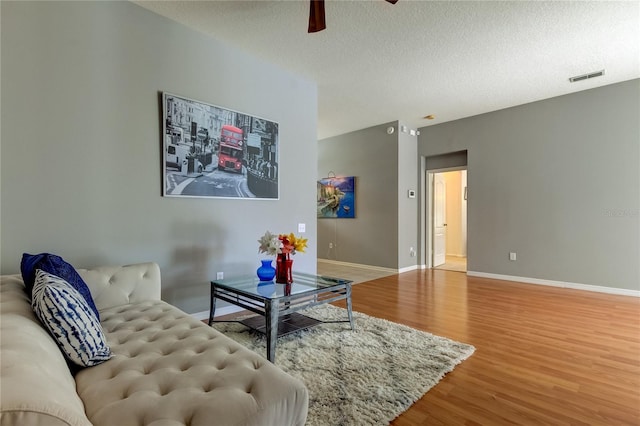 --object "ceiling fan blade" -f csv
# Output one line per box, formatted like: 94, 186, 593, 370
308, 0, 326, 33
308, 0, 396, 33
